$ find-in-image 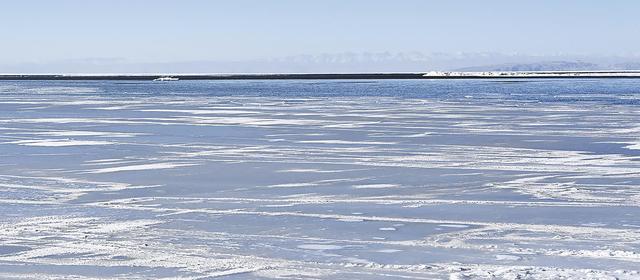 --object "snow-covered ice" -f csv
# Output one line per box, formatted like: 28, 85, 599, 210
1, 79, 640, 279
